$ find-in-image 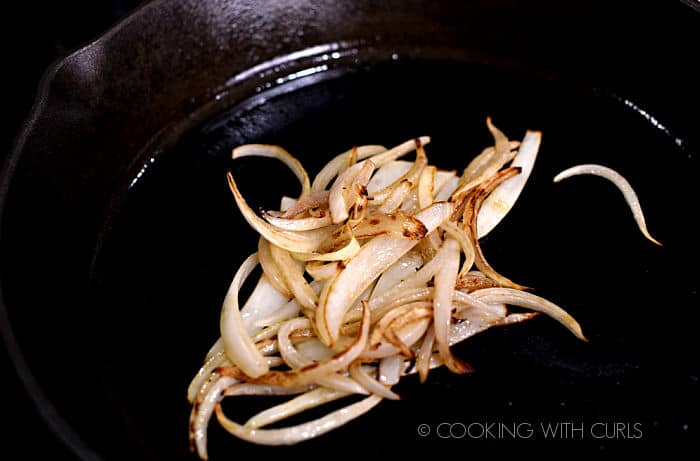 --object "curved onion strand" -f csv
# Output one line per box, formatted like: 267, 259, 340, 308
214, 394, 382, 445
553, 163, 662, 246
